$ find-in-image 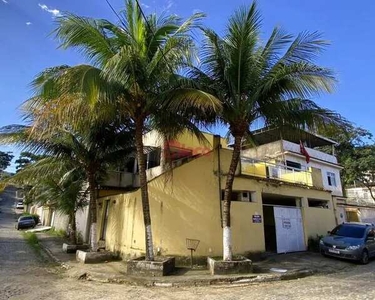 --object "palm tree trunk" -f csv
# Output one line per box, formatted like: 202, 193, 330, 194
69, 211, 77, 245
222, 135, 242, 261
135, 118, 154, 261
88, 173, 98, 251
